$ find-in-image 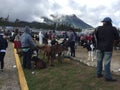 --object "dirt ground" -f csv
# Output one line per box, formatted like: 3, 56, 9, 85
75, 45, 120, 75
